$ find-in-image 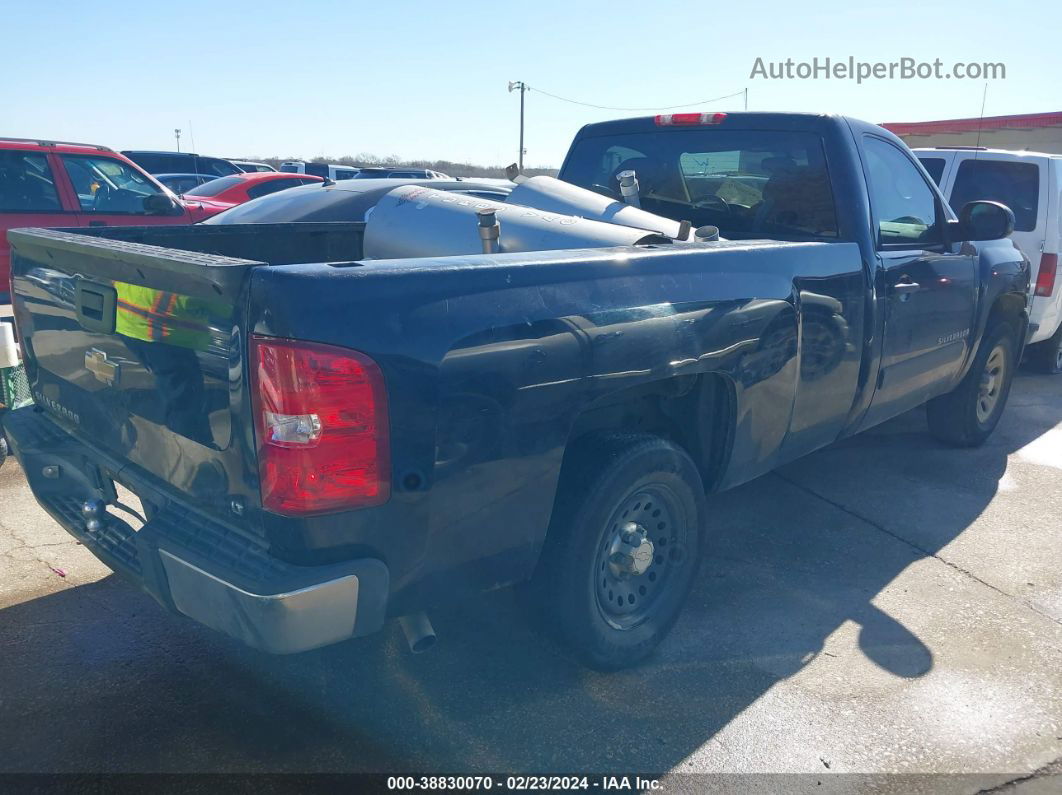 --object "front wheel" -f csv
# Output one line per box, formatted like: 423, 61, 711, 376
926, 322, 1018, 447
529, 434, 707, 670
